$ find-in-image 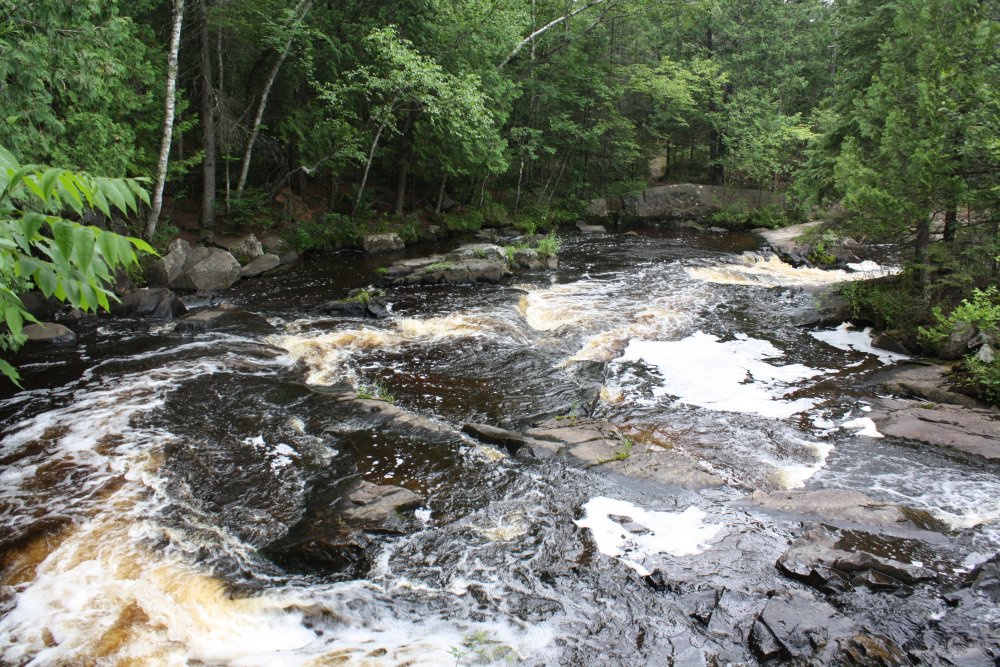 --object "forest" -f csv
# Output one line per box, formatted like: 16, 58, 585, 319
0, 0, 998, 393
